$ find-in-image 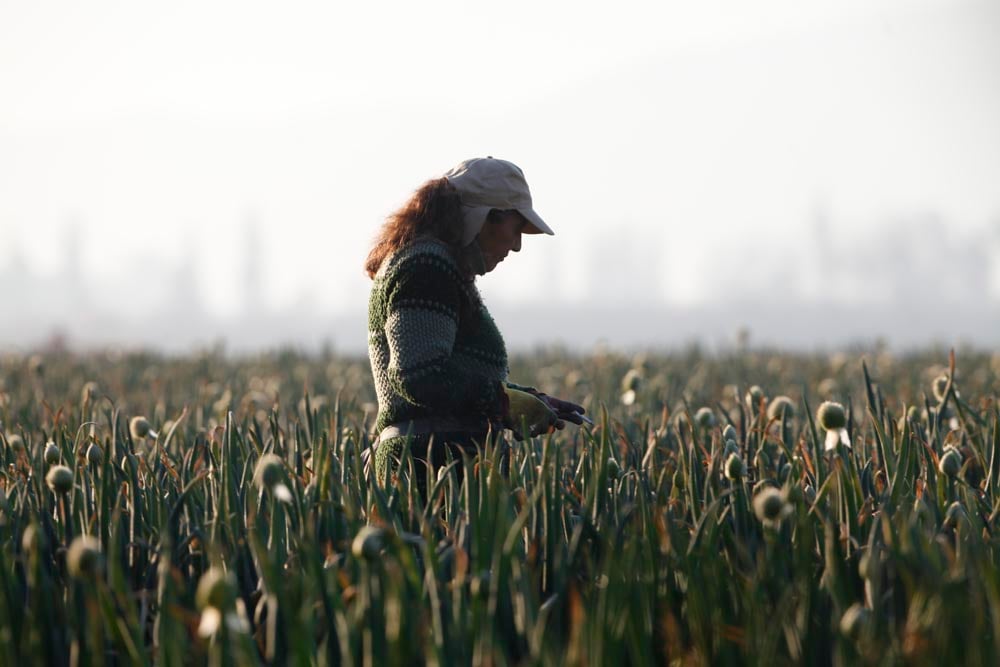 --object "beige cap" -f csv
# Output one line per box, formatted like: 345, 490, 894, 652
443, 157, 554, 246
